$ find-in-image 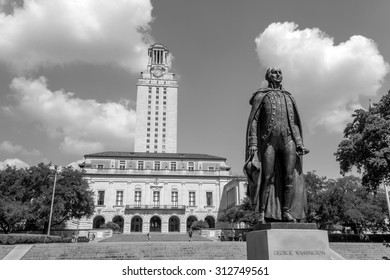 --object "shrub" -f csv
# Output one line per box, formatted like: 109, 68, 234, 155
328, 234, 390, 243
0, 234, 71, 245
100, 222, 120, 232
